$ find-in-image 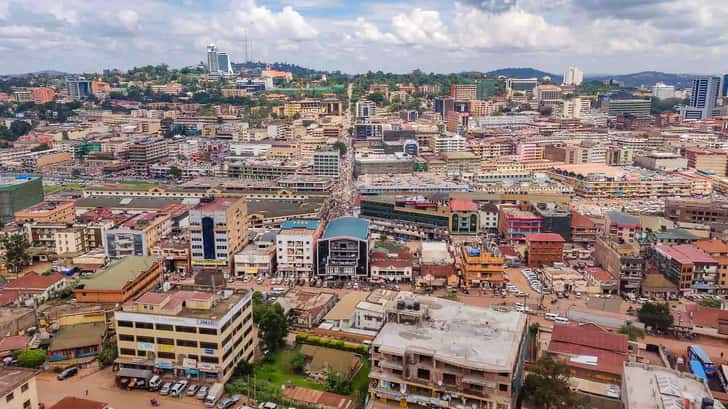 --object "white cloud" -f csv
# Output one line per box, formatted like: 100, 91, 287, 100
391, 9, 449, 46
229, 0, 318, 40
352, 17, 400, 44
